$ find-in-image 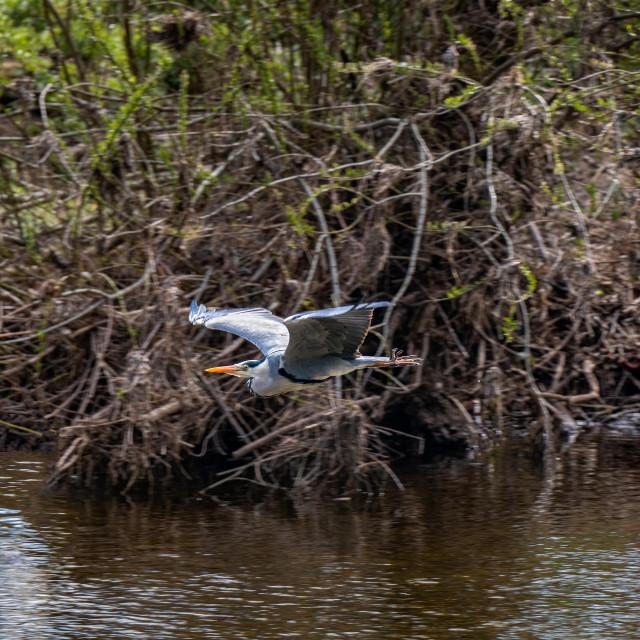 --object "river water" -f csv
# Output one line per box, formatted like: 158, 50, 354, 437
1, 431, 640, 639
